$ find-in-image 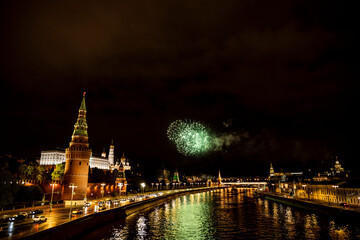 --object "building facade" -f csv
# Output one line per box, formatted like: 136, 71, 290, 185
40, 150, 110, 170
